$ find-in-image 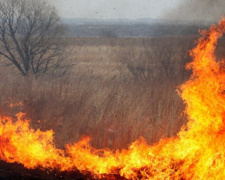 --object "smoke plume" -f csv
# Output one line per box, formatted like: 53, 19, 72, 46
166, 0, 225, 23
